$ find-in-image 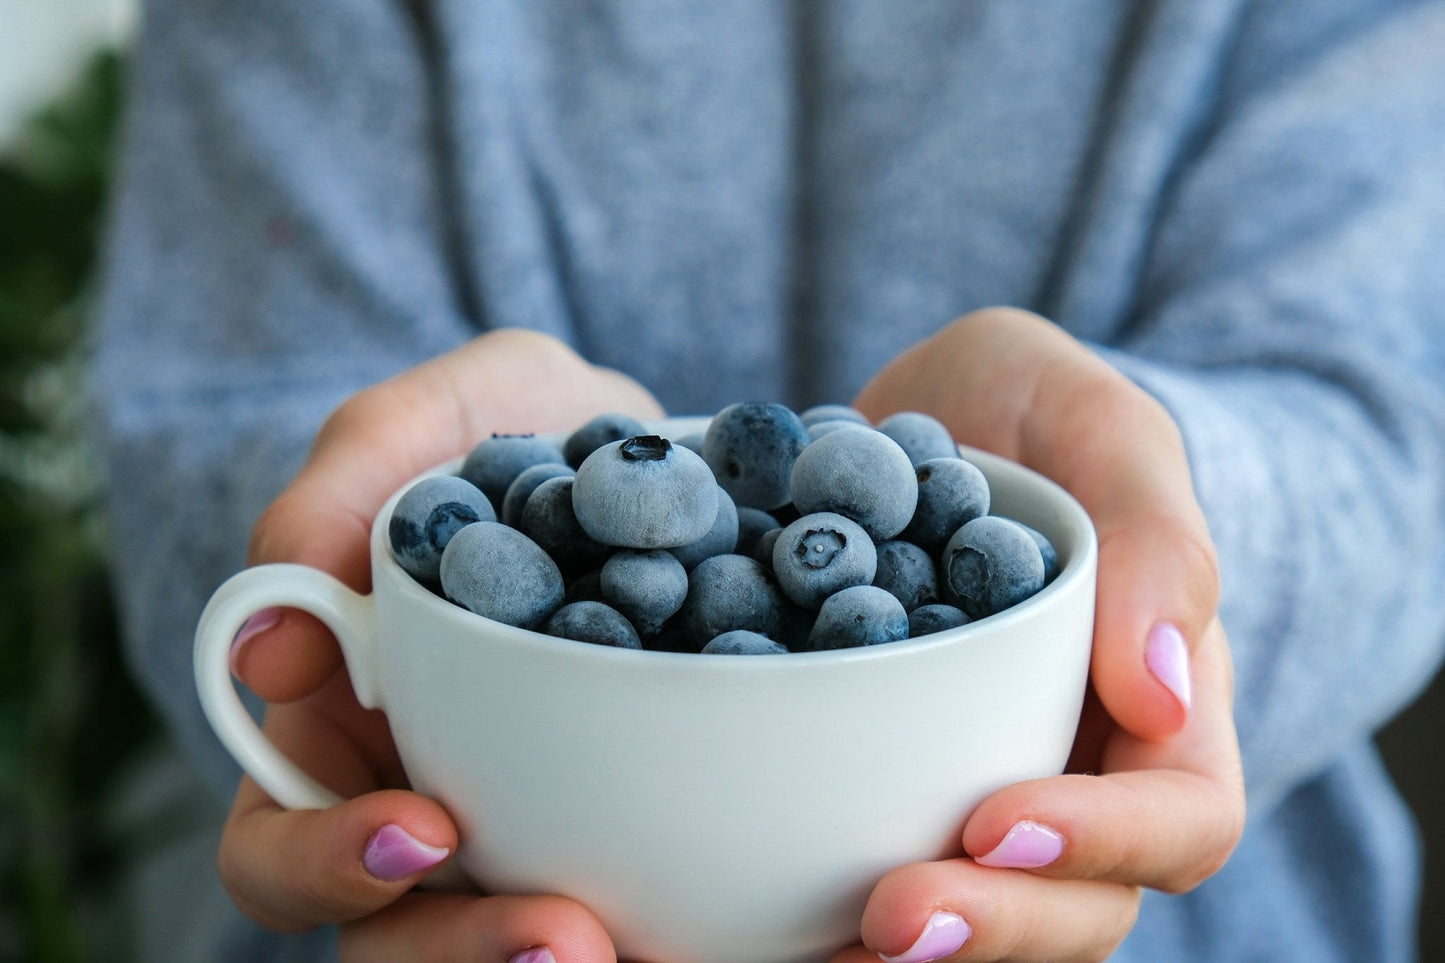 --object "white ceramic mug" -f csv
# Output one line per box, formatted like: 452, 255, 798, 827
195, 419, 1096, 963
